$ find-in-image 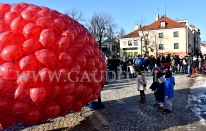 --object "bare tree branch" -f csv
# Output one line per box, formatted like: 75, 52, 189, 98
118, 27, 126, 38
86, 12, 118, 48
64, 8, 85, 23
